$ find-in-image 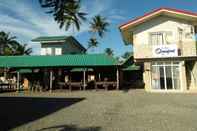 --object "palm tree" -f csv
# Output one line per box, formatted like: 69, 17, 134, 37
40, 0, 87, 31
0, 31, 17, 55
87, 37, 99, 50
104, 48, 113, 56
122, 51, 133, 59
12, 43, 32, 55
90, 15, 110, 38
